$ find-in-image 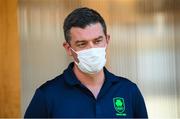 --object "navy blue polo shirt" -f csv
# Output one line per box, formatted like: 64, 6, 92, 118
24, 62, 148, 118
